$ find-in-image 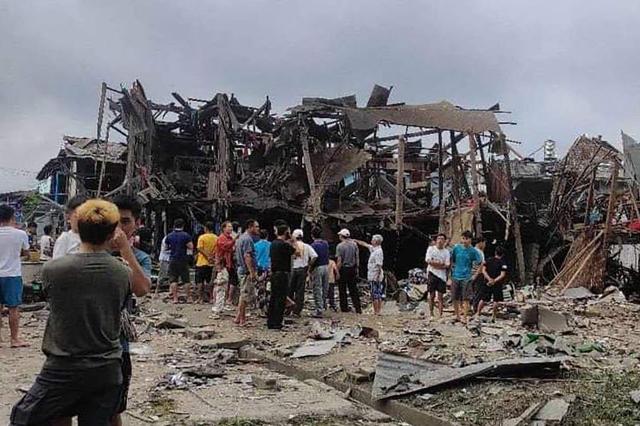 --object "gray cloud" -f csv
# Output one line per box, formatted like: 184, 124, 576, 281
2, 0, 640, 191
